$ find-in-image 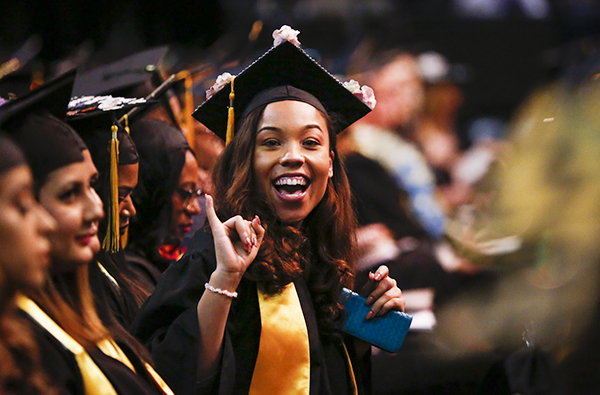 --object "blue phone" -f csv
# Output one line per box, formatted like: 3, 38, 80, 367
341, 288, 412, 353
